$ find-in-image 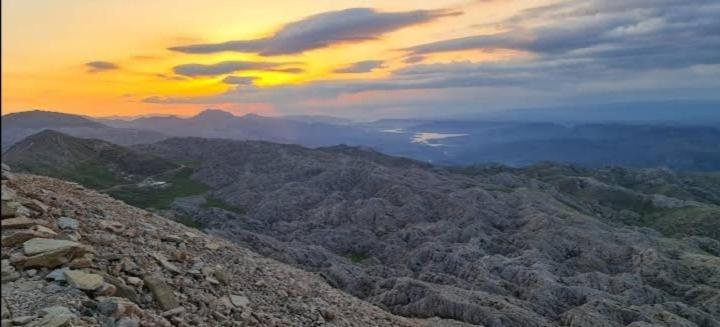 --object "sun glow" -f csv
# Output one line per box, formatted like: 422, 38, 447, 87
2, 0, 548, 117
